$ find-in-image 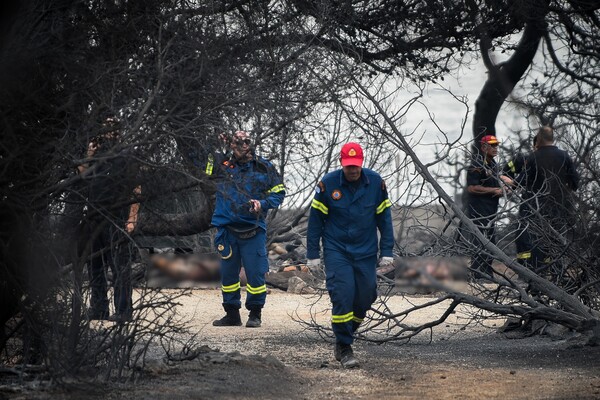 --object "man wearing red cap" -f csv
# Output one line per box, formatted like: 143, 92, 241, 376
307, 142, 394, 368
465, 135, 511, 280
